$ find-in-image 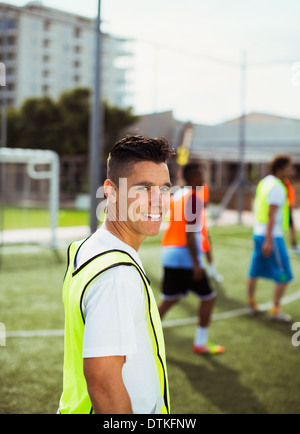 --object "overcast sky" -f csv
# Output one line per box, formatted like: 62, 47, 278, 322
4, 0, 300, 124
